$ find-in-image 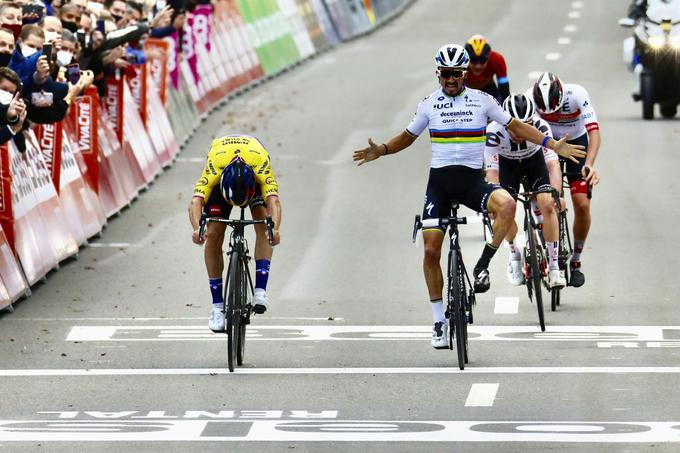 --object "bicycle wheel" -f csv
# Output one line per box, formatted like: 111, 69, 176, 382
236, 259, 250, 366
527, 225, 546, 332
226, 253, 241, 372
450, 248, 467, 370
